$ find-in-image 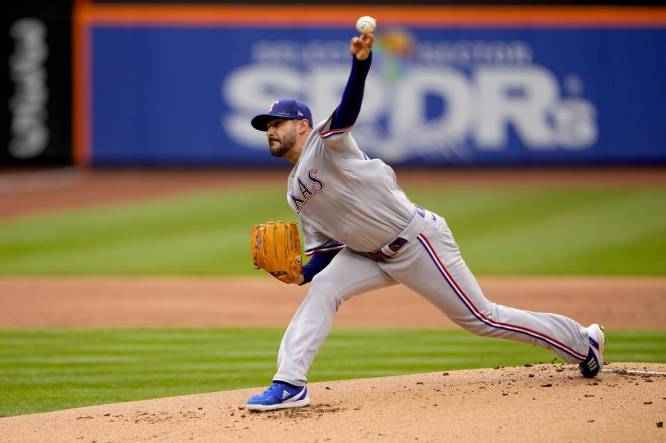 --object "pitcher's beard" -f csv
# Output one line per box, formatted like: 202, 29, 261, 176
269, 143, 290, 158
269, 133, 296, 158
